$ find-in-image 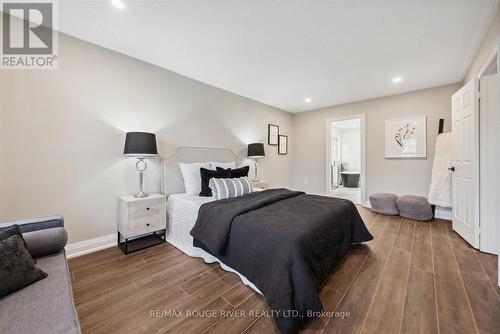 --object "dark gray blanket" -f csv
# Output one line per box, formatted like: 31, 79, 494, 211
190, 188, 373, 334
